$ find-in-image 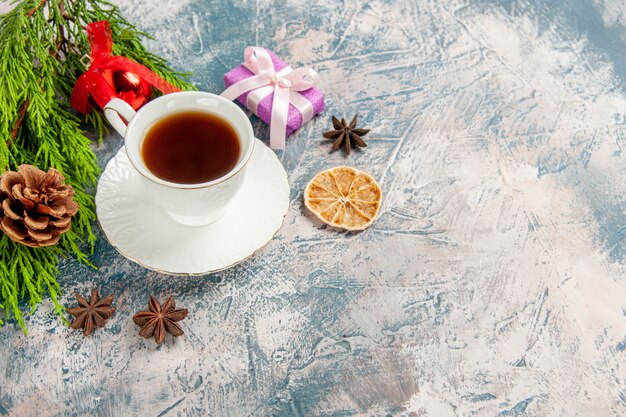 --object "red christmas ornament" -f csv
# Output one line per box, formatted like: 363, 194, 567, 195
71, 21, 180, 114
113, 71, 142, 92
105, 69, 151, 109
